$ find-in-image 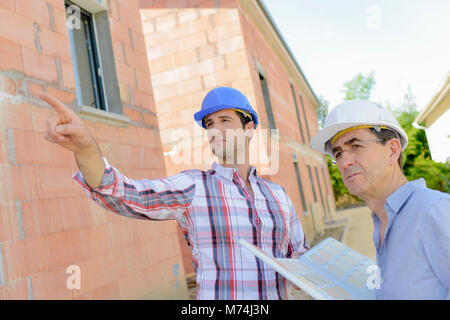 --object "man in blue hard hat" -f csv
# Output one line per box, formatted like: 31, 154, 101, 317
195, 87, 260, 189
40, 86, 309, 300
